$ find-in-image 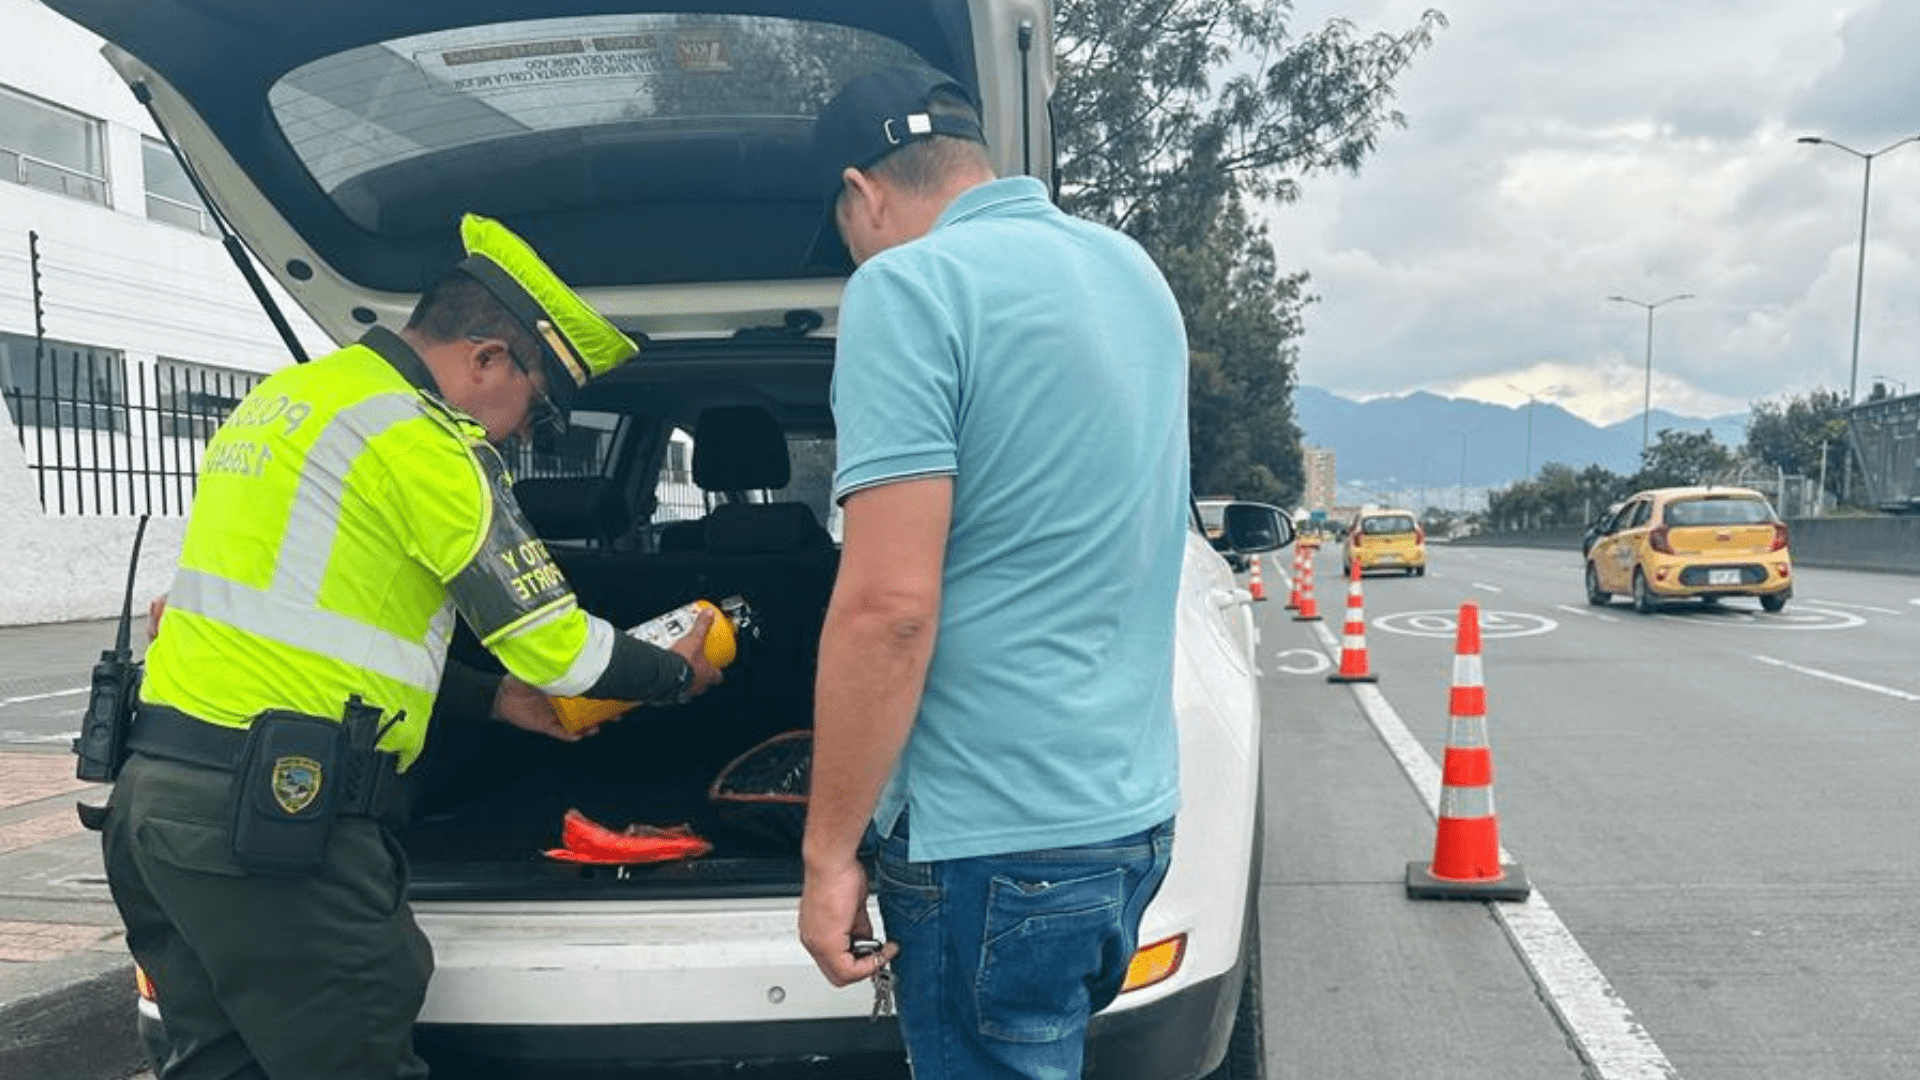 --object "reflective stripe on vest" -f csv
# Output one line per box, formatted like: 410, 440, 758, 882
269, 393, 422, 604
542, 606, 616, 697
166, 391, 450, 695
169, 567, 449, 695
